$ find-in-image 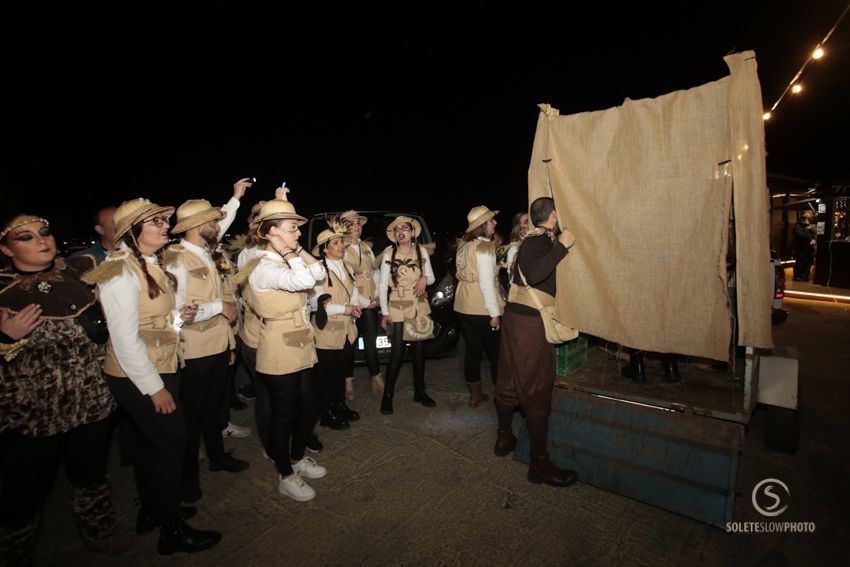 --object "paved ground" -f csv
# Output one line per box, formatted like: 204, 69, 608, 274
33, 297, 850, 566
